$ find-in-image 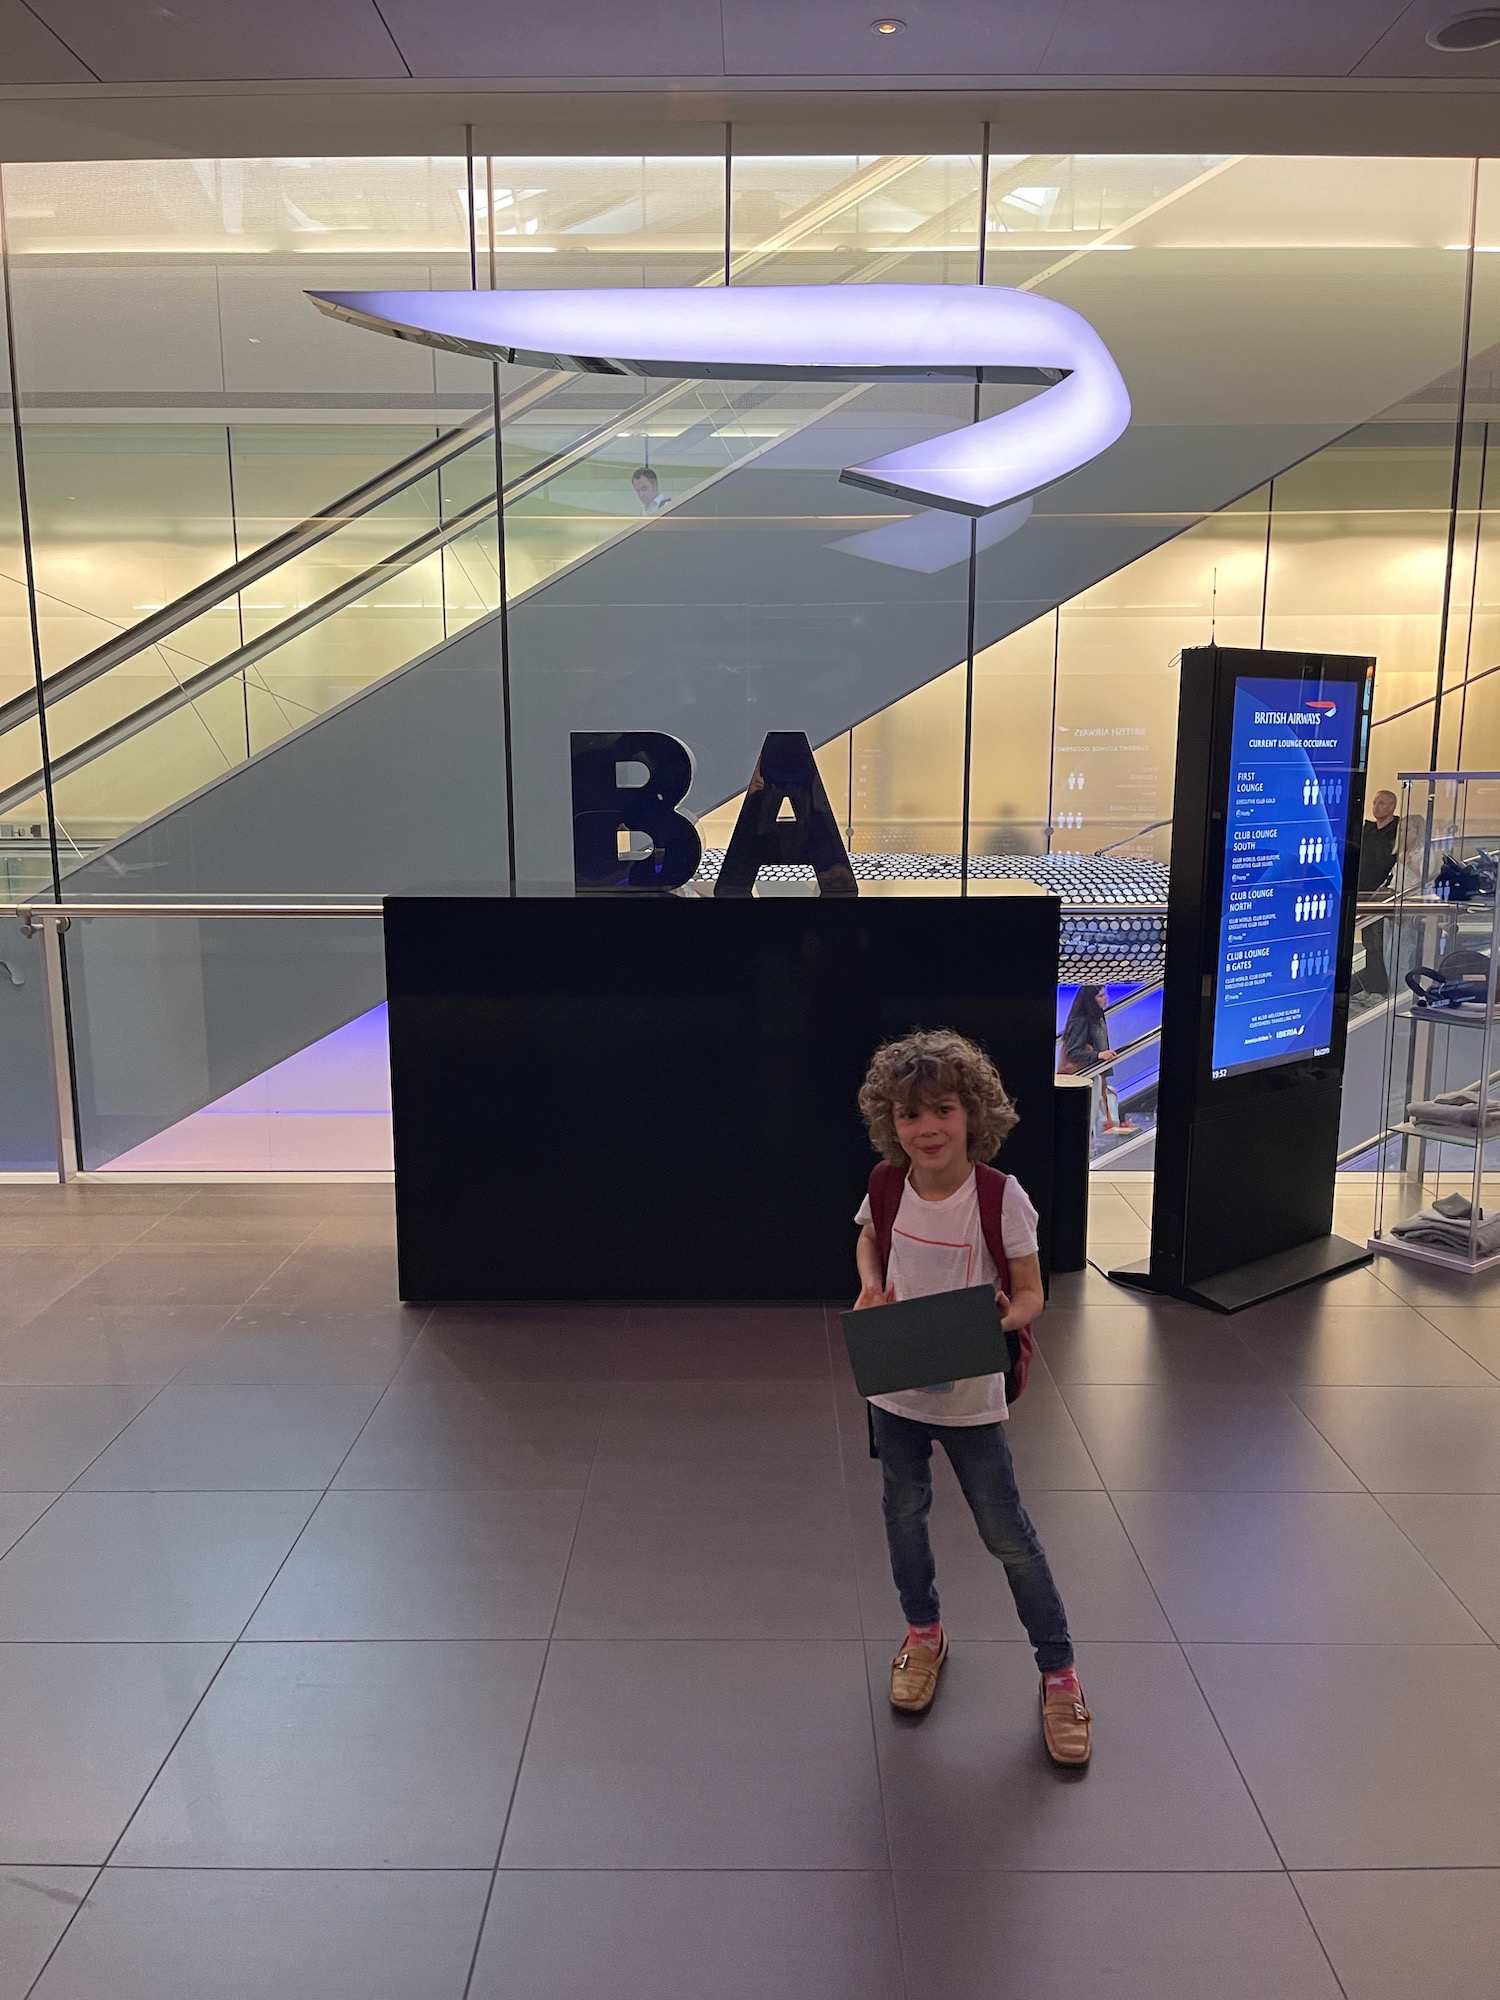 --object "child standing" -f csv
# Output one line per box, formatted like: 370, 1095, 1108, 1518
853, 1028, 1091, 1766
